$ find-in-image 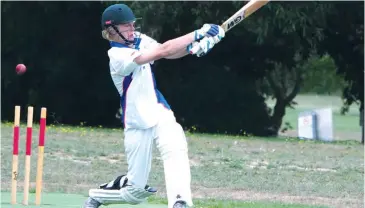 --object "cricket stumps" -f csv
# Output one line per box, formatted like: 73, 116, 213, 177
11, 105, 47, 206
